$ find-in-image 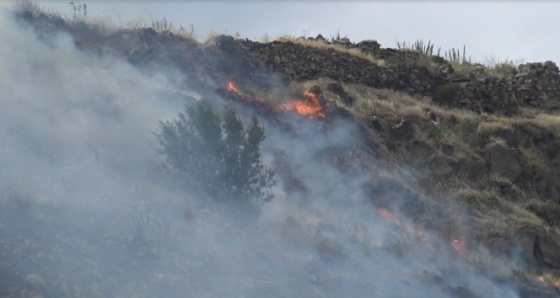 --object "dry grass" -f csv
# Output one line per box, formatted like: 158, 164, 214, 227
150, 18, 196, 41
484, 56, 523, 78
345, 82, 478, 124
276, 35, 386, 67
476, 121, 513, 135
518, 146, 549, 176
301, 80, 482, 159
15, 2, 200, 42
396, 40, 525, 79
457, 184, 542, 227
